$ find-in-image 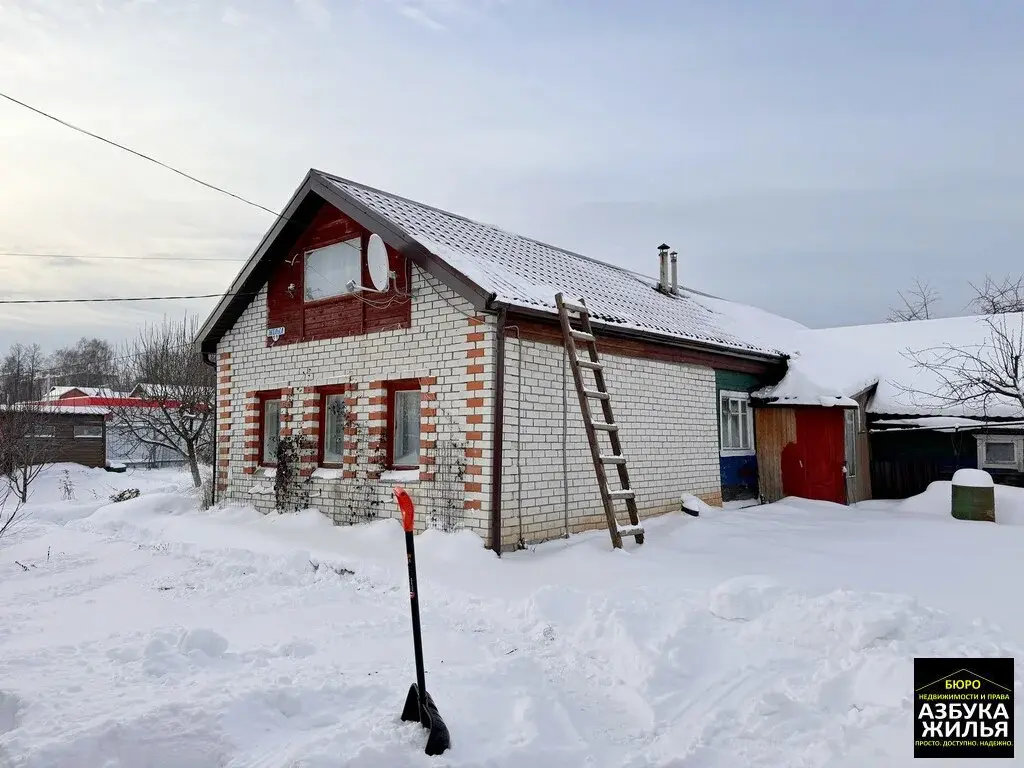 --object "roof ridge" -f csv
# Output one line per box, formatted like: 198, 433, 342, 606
314, 169, 674, 292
